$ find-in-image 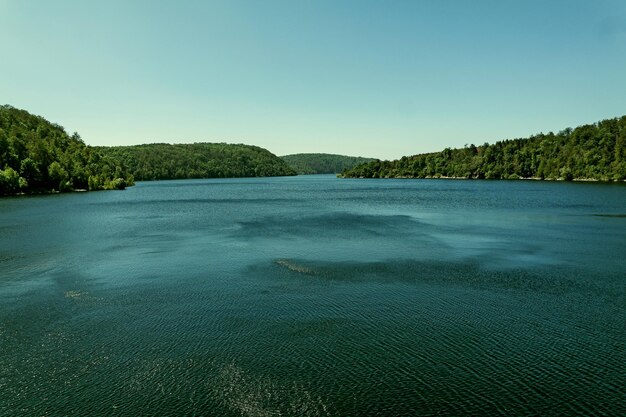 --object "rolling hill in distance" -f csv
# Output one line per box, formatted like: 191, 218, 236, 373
99, 143, 296, 181
280, 153, 376, 174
